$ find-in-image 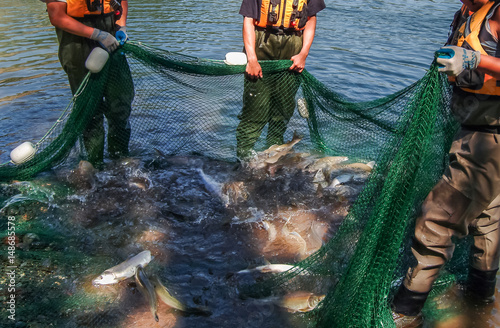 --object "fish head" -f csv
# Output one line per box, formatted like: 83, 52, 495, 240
92, 271, 118, 285
308, 294, 326, 308
67, 160, 96, 189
